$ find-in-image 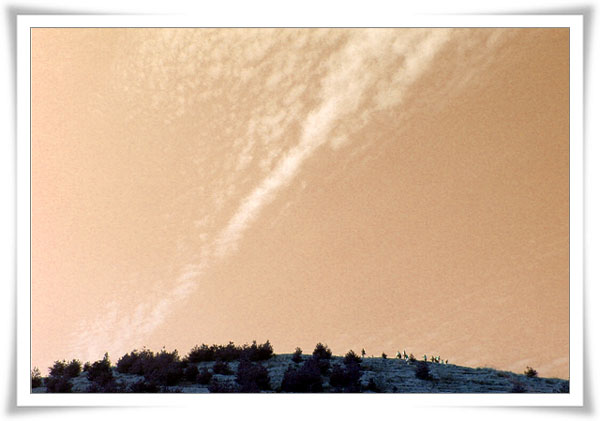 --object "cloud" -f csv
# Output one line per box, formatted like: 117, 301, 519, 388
213, 29, 455, 257
68, 28, 506, 364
